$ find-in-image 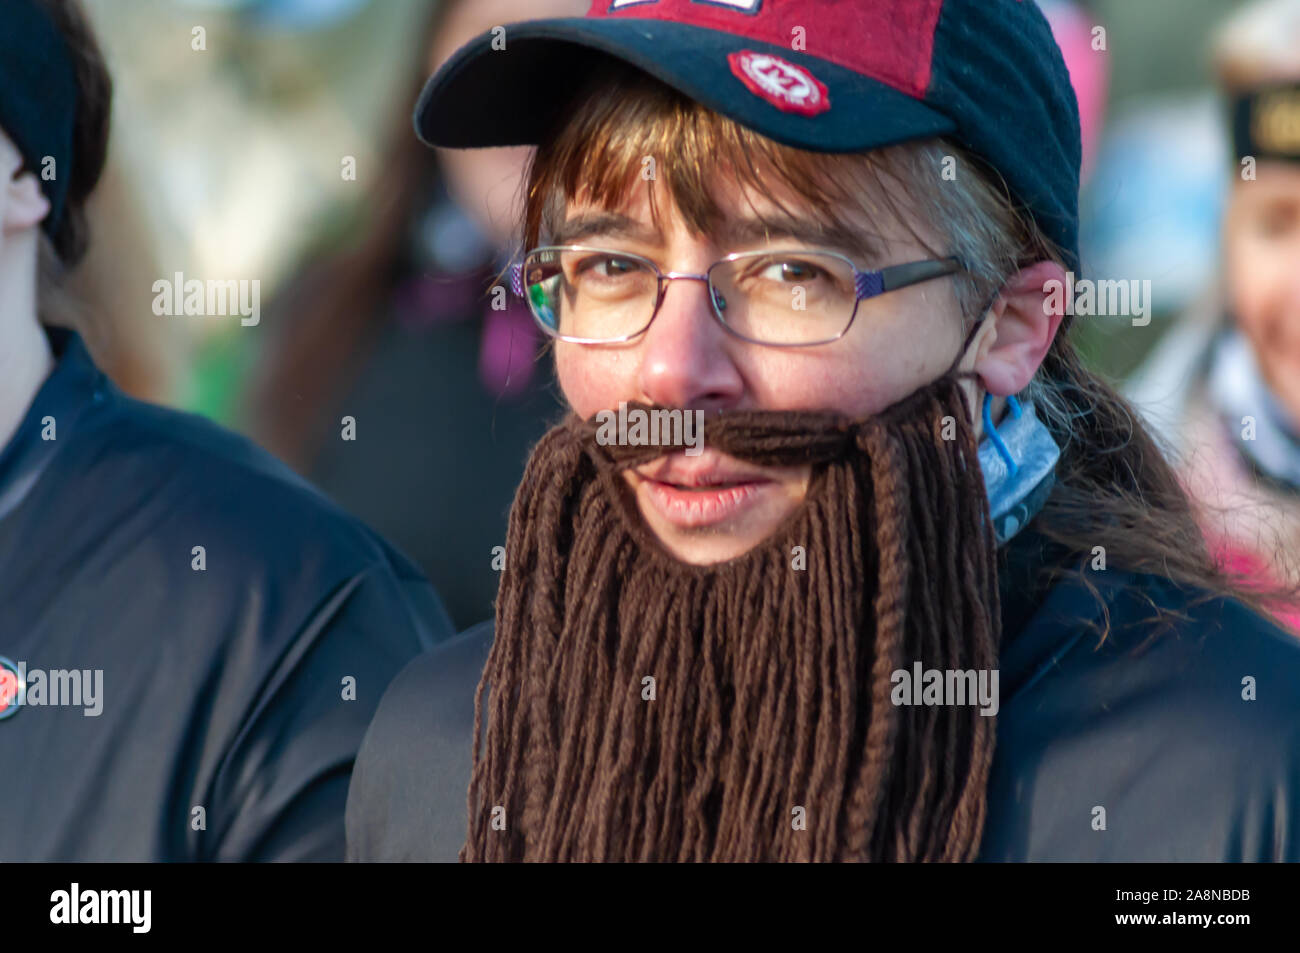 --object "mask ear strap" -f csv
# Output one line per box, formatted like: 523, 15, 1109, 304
945, 300, 996, 383
982, 392, 1021, 477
